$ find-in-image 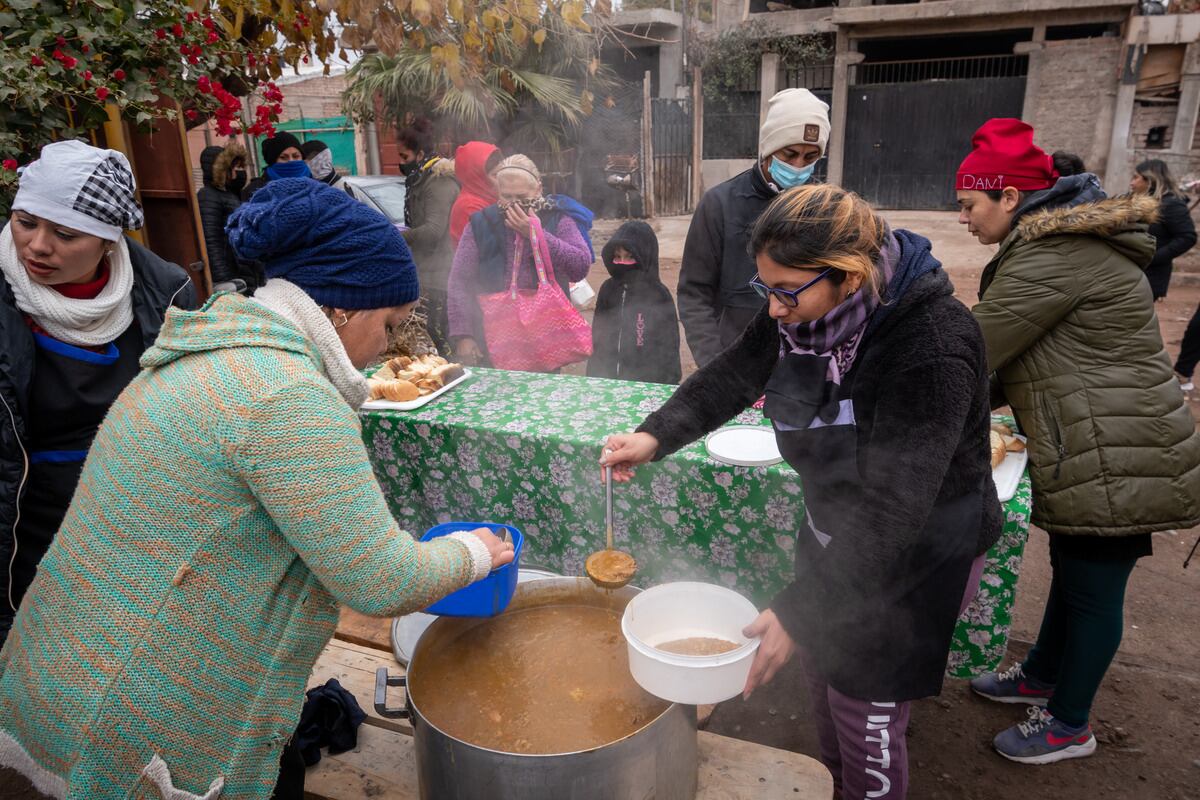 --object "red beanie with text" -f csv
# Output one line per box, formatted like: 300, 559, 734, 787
956, 118, 1057, 192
